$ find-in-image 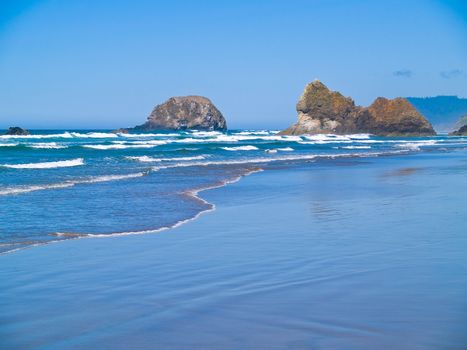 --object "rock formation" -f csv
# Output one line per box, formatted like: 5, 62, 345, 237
5, 127, 30, 135
279, 80, 435, 136
133, 96, 227, 131
366, 97, 436, 136
449, 124, 467, 136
